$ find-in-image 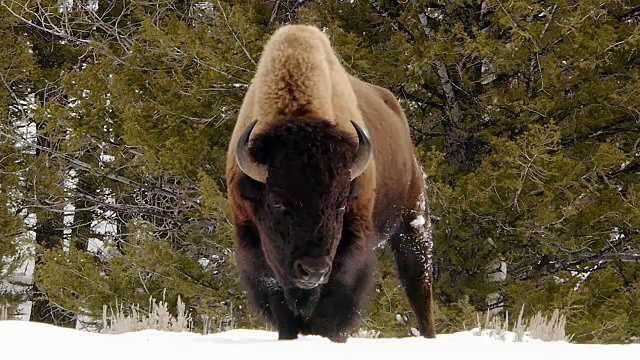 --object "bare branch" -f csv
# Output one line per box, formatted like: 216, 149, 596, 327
0, 129, 182, 200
